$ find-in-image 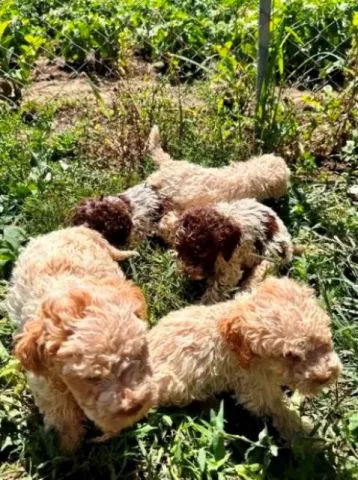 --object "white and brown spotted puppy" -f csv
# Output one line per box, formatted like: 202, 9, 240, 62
8, 226, 154, 451
149, 277, 342, 440
72, 183, 170, 246
147, 125, 290, 210
173, 199, 293, 303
